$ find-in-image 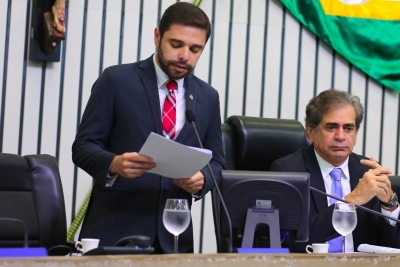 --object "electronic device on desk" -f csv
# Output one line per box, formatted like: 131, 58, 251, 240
219, 170, 310, 251
84, 235, 154, 255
